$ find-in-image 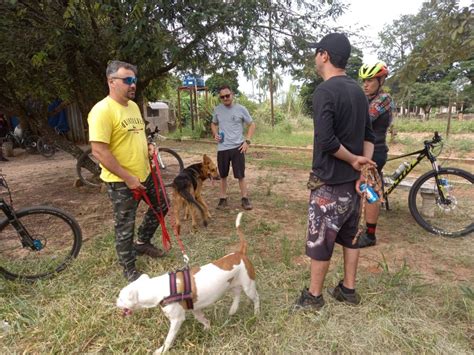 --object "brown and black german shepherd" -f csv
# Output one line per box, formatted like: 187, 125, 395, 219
172, 154, 219, 234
